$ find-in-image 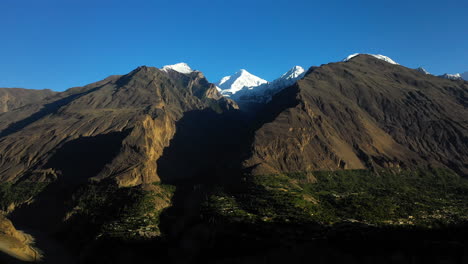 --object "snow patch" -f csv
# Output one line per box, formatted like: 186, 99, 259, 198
343, 53, 399, 65
161, 62, 194, 74
218, 76, 232, 86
